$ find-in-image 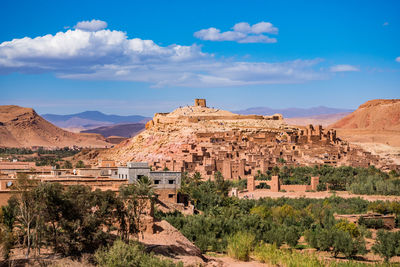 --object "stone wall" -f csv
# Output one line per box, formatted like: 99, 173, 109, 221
247, 175, 319, 193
